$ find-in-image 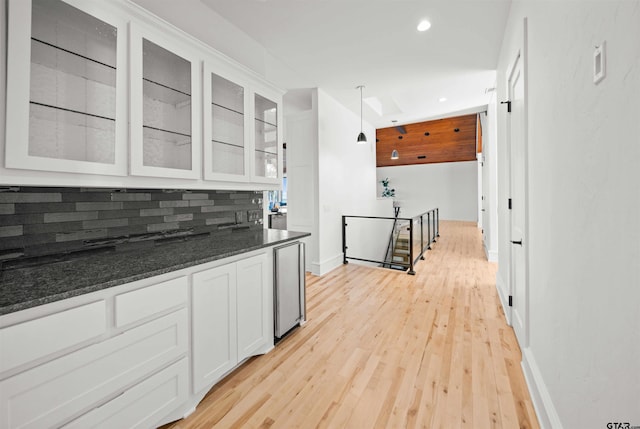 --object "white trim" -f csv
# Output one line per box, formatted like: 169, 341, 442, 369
310, 253, 344, 276
483, 243, 498, 262
496, 271, 511, 325
521, 348, 564, 429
